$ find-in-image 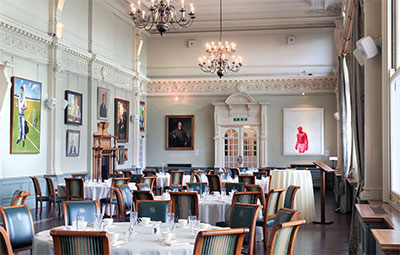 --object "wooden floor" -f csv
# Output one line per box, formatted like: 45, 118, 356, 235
31, 189, 351, 255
